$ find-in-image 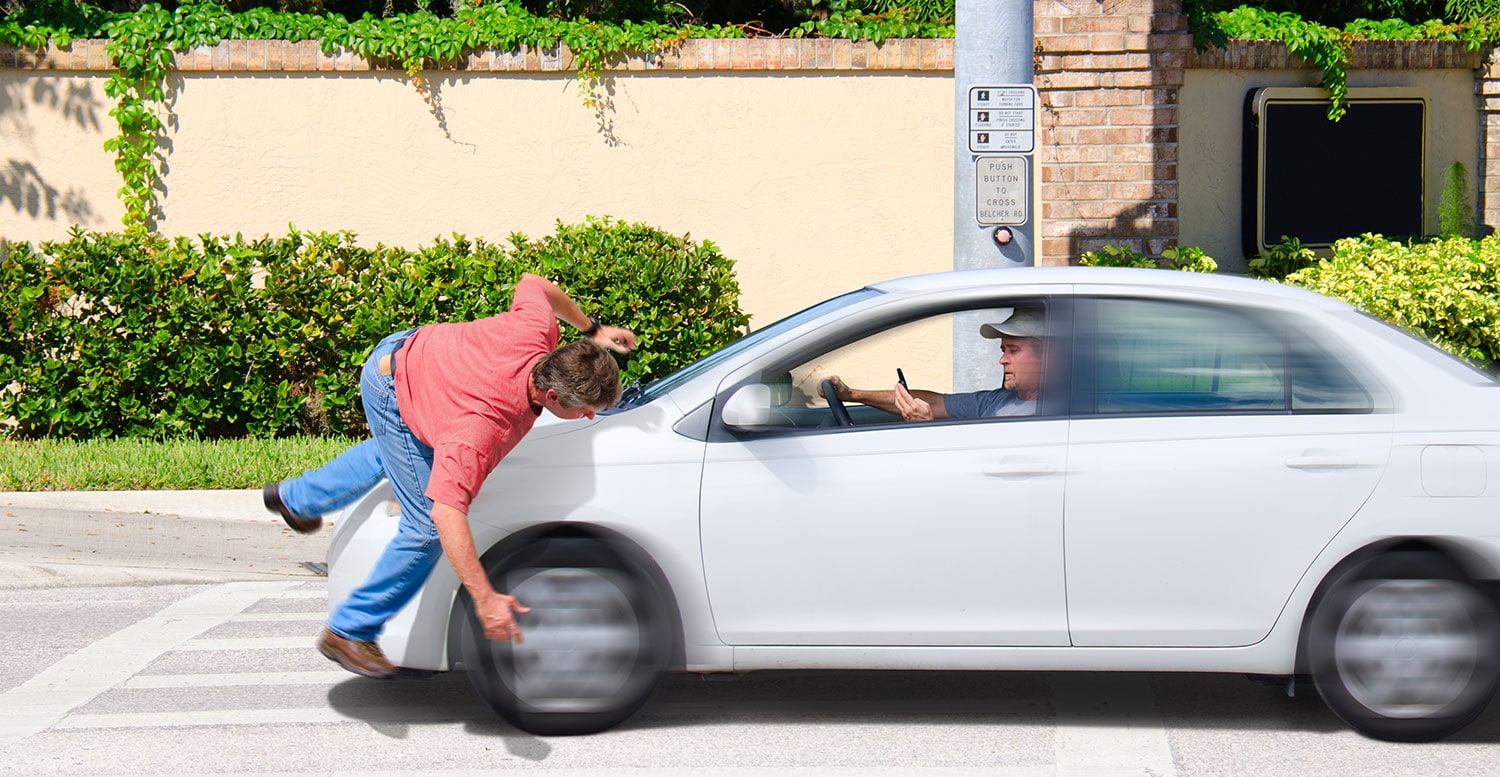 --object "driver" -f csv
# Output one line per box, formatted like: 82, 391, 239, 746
822, 307, 1043, 422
